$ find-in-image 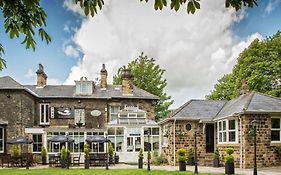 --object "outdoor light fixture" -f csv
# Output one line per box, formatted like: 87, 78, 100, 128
251, 120, 257, 175
105, 133, 109, 170
194, 129, 198, 174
